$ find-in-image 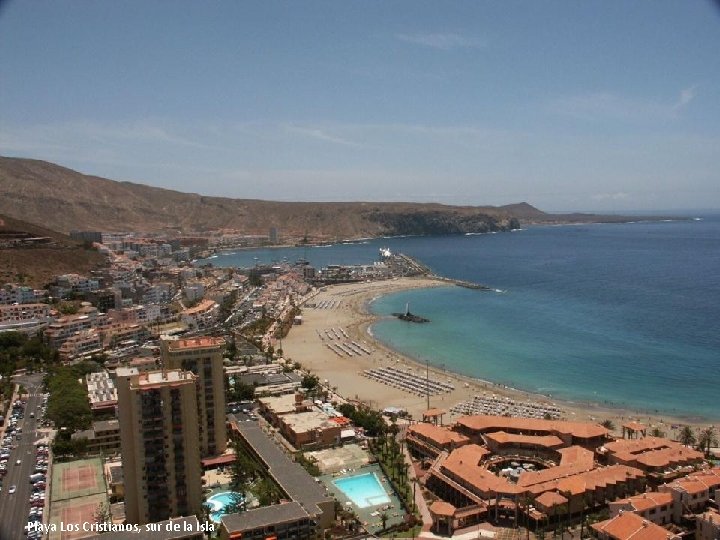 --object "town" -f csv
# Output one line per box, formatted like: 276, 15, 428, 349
0, 228, 718, 540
